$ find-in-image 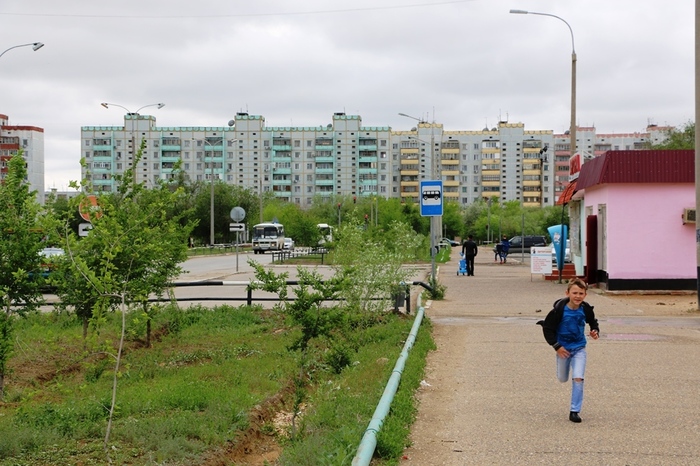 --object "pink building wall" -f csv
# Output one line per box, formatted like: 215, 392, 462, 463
583, 183, 695, 280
